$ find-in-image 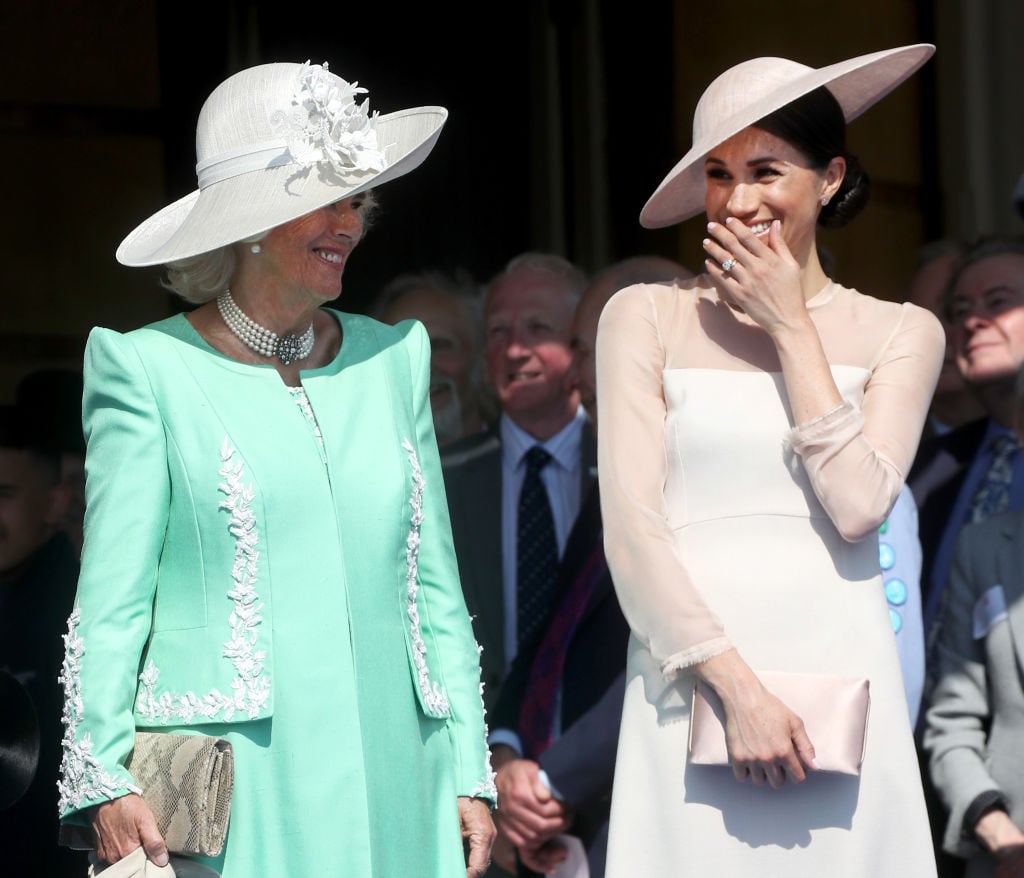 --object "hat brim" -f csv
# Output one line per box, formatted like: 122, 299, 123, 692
0, 670, 40, 810
639, 44, 935, 229
116, 106, 447, 267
